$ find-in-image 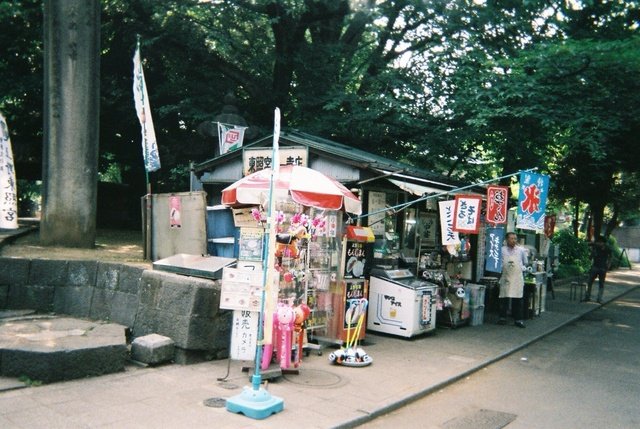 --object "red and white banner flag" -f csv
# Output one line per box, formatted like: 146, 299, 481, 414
486, 186, 509, 225
218, 123, 247, 155
453, 194, 482, 234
